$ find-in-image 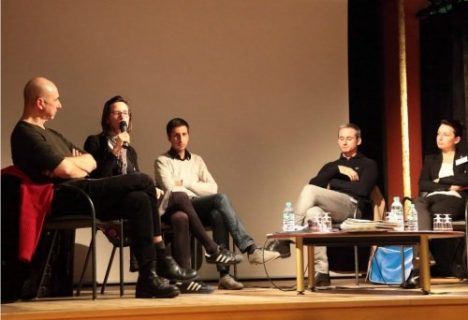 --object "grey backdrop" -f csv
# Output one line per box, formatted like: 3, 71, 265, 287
1, 0, 348, 281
